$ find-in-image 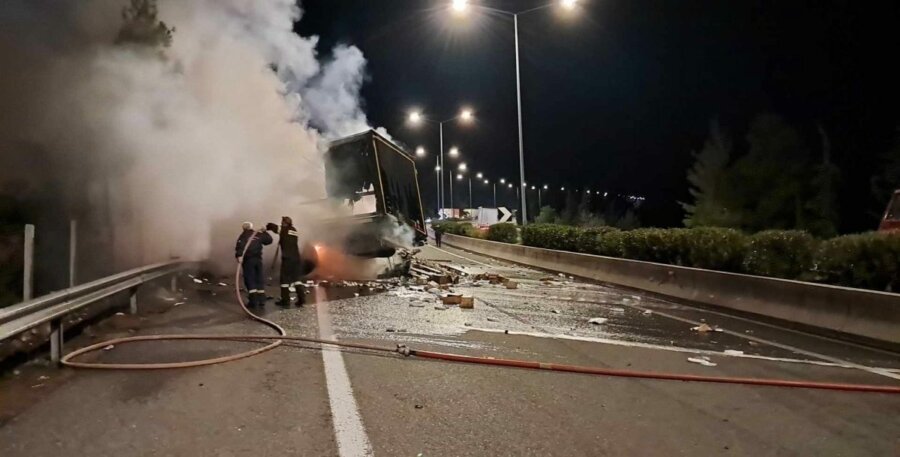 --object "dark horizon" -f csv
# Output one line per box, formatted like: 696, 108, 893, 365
297, 0, 900, 232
